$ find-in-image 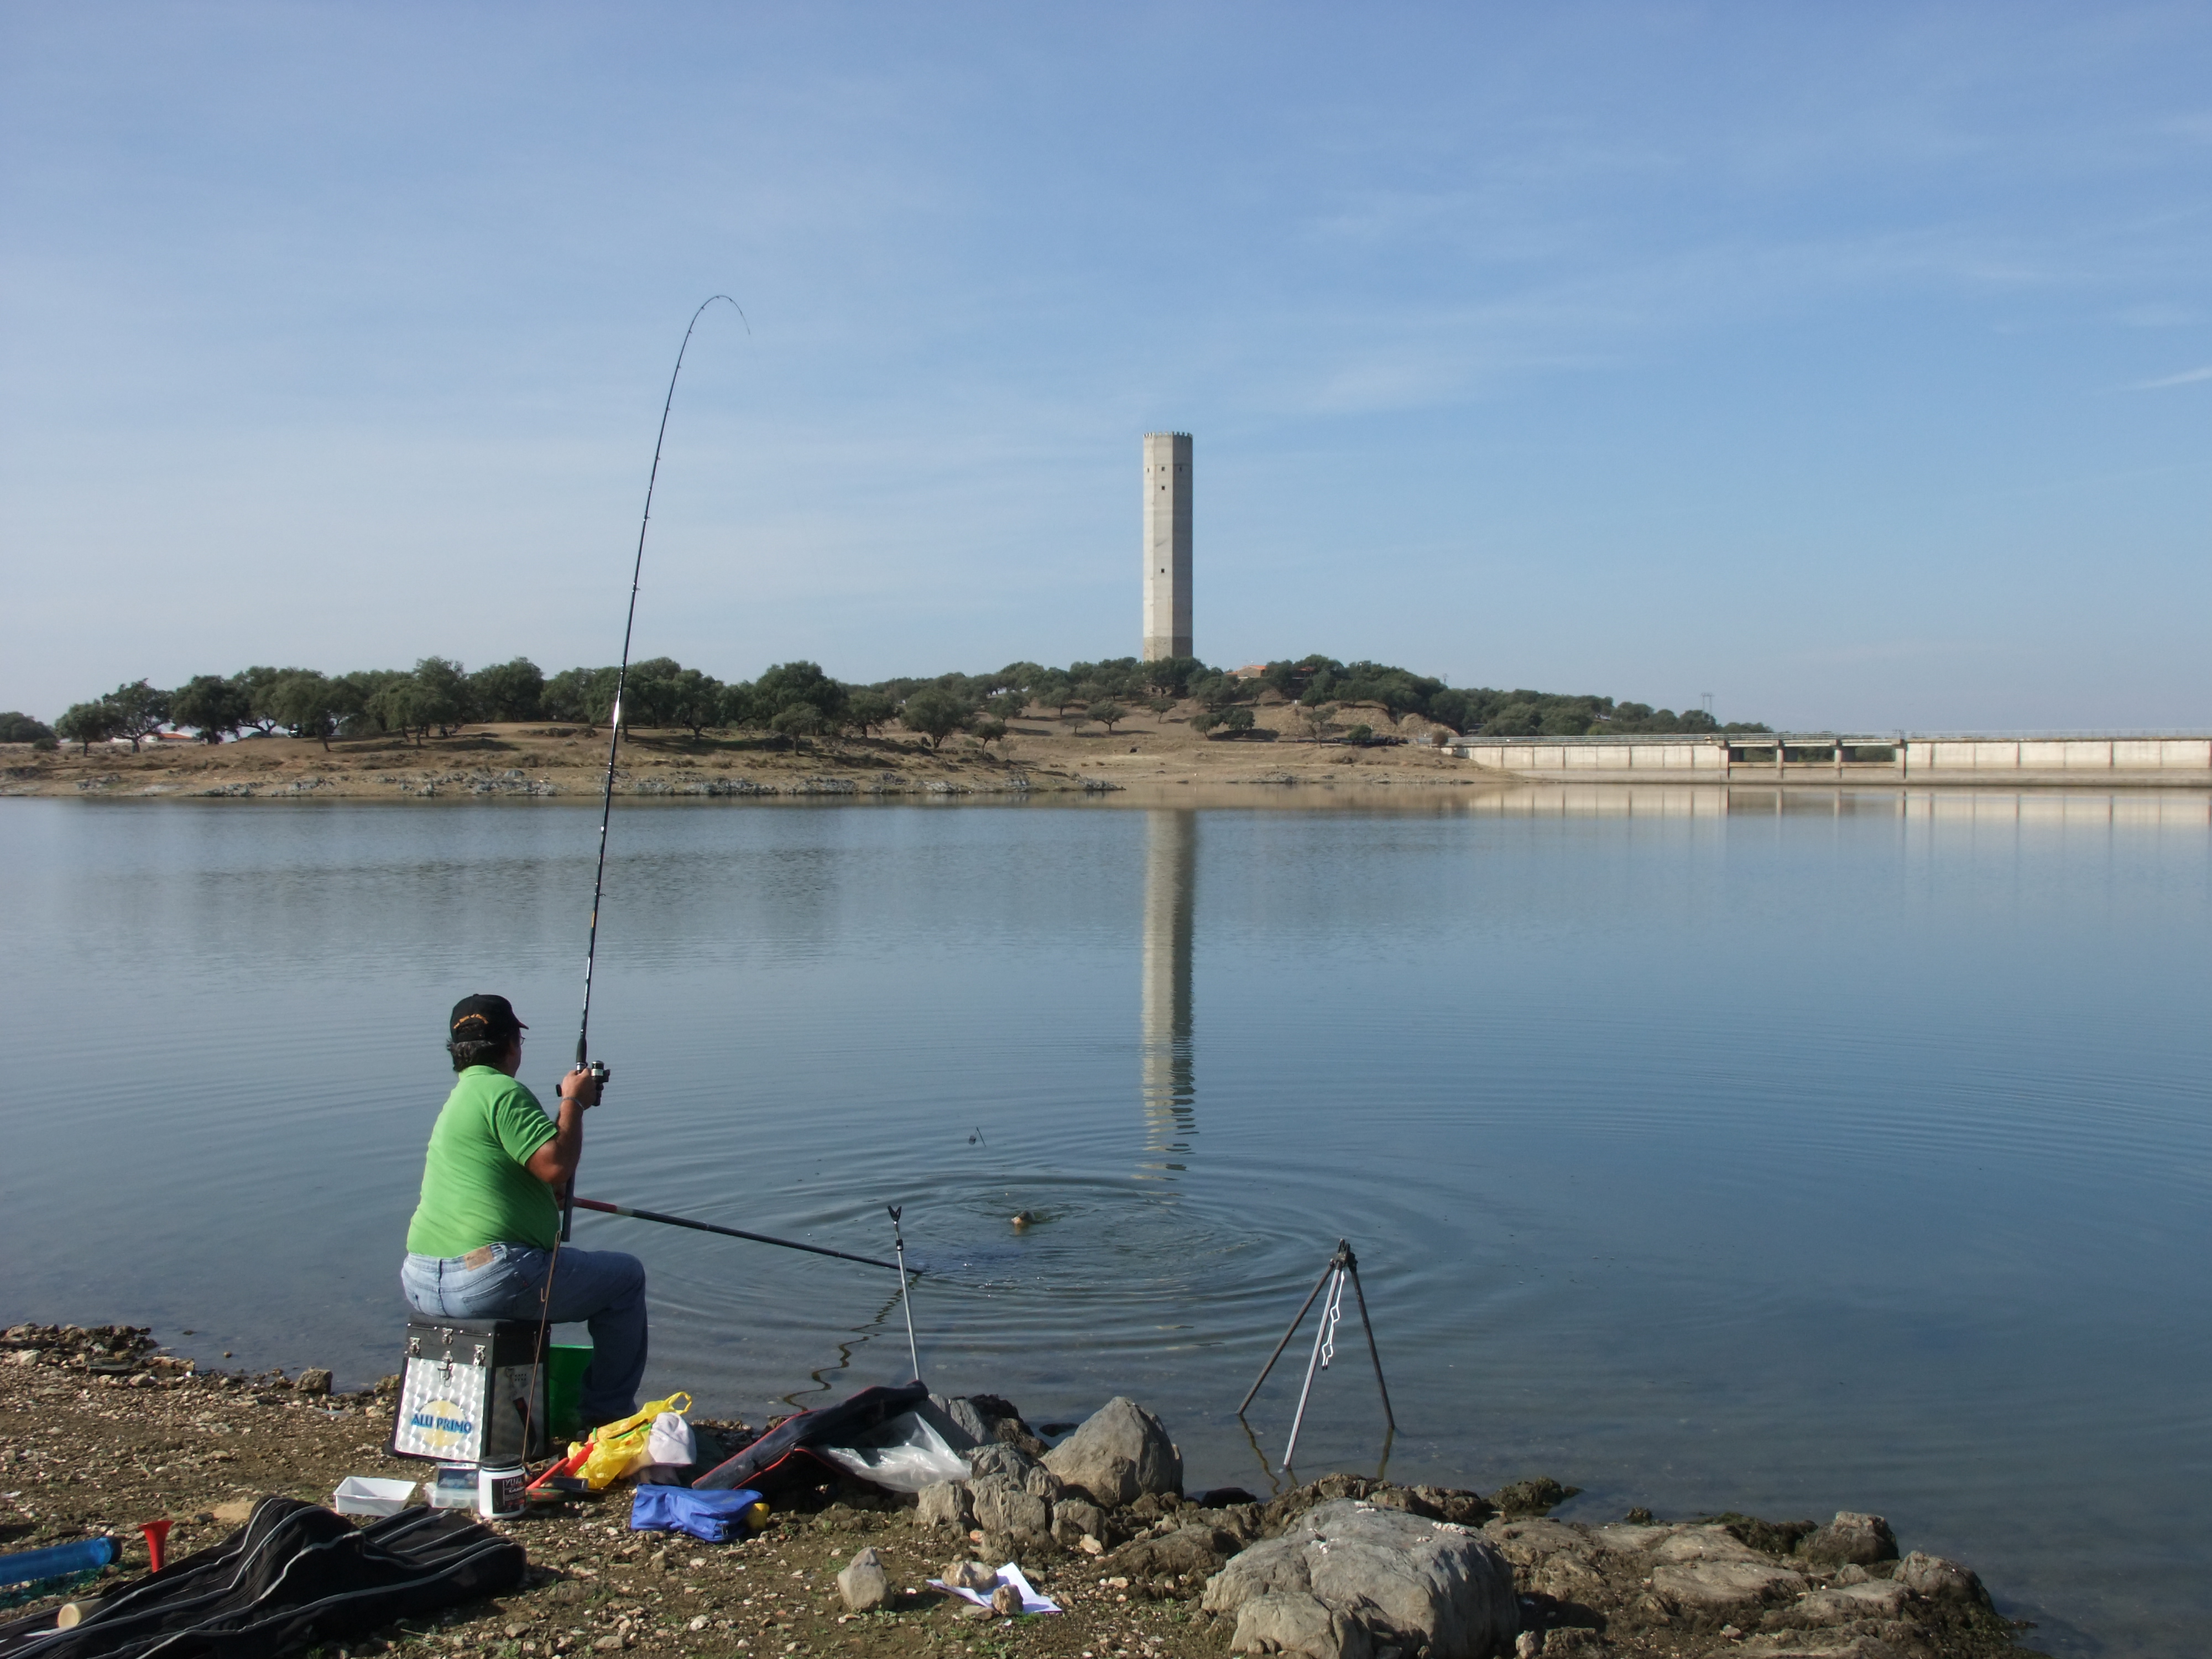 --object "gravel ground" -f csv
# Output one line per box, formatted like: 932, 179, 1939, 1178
2, 1326, 2041, 1659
